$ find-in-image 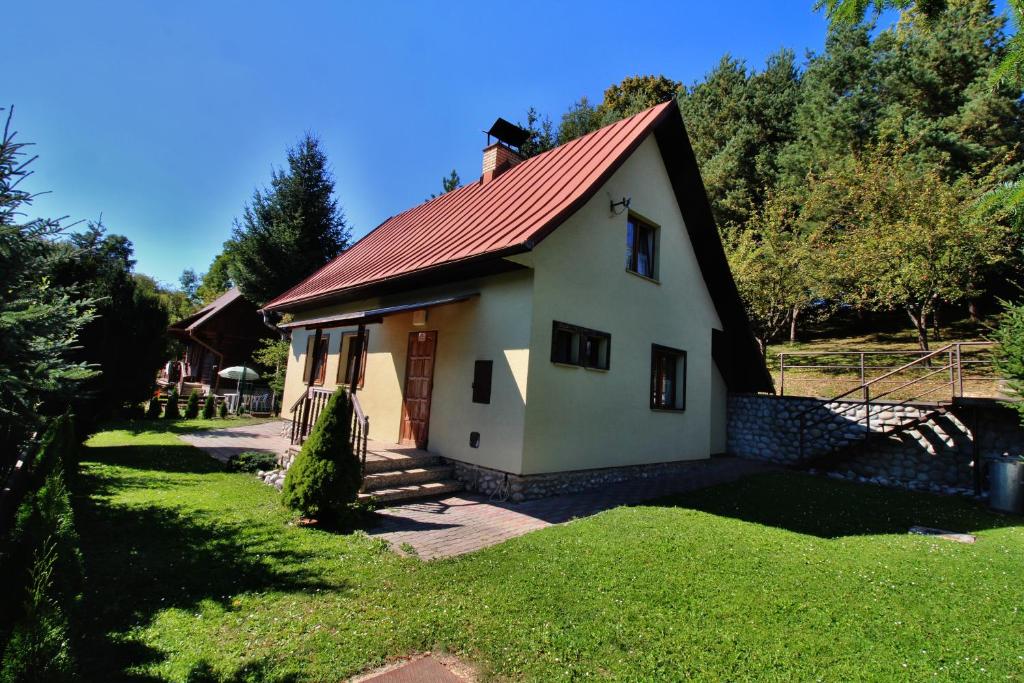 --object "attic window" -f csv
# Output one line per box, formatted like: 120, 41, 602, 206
626, 214, 658, 280
550, 321, 610, 370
